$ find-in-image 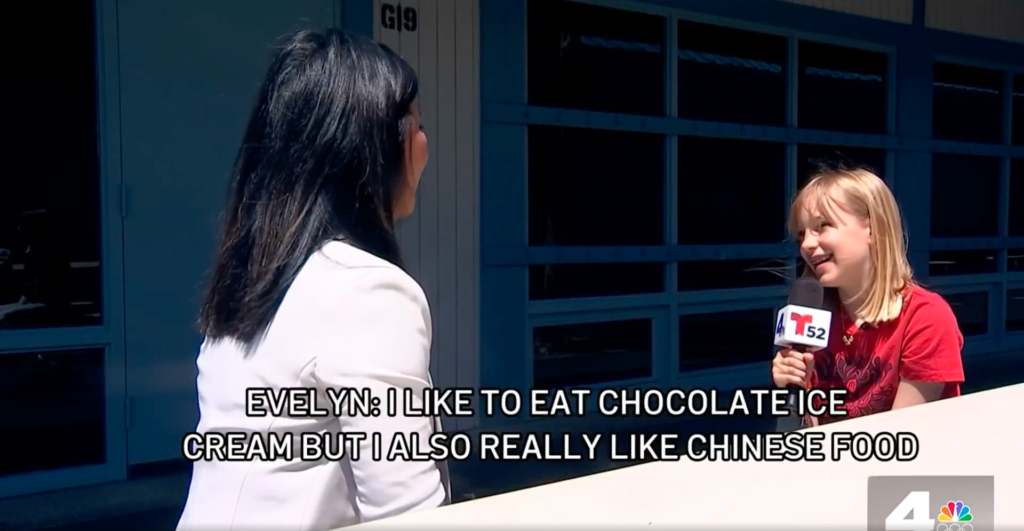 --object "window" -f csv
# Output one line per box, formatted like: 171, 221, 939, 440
0, 348, 107, 477
1010, 160, 1024, 237
930, 154, 1001, 238
528, 126, 665, 246
797, 144, 887, 188
1, 0, 102, 330
943, 291, 989, 337
678, 259, 788, 291
527, 0, 665, 116
798, 41, 889, 134
1013, 74, 1024, 146
676, 20, 787, 126
679, 308, 777, 372
932, 62, 1004, 144
928, 250, 999, 277
533, 319, 653, 388
1006, 288, 1024, 333
677, 137, 786, 244
530, 263, 665, 300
